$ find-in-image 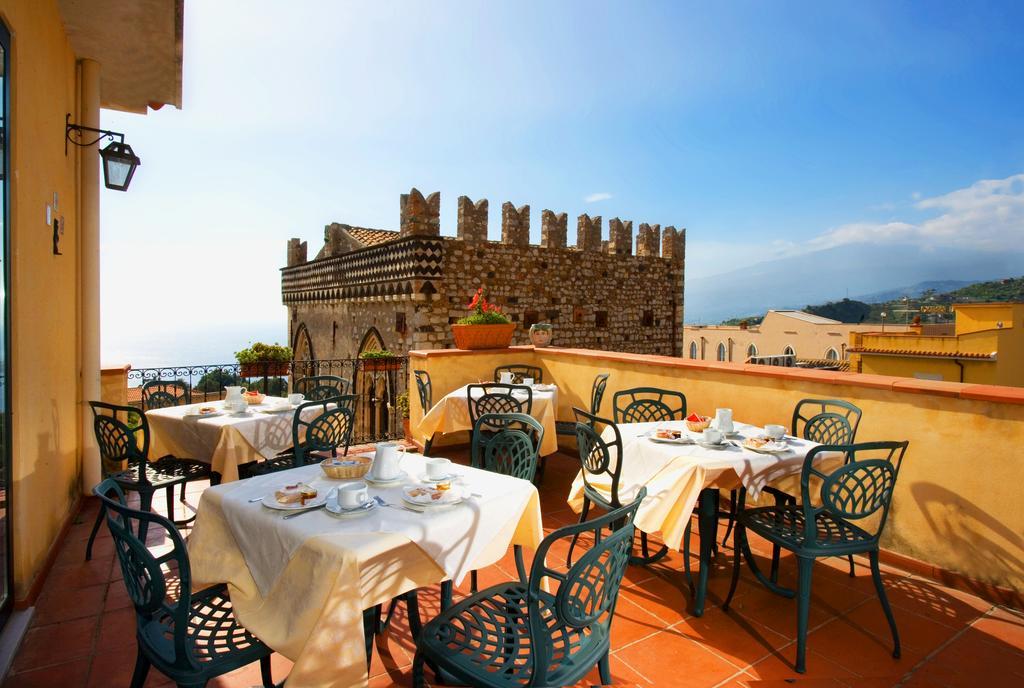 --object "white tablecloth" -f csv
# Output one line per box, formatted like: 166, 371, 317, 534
188, 453, 543, 688
416, 384, 559, 455
147, 397, 322, 482
568, 421, 840, 550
